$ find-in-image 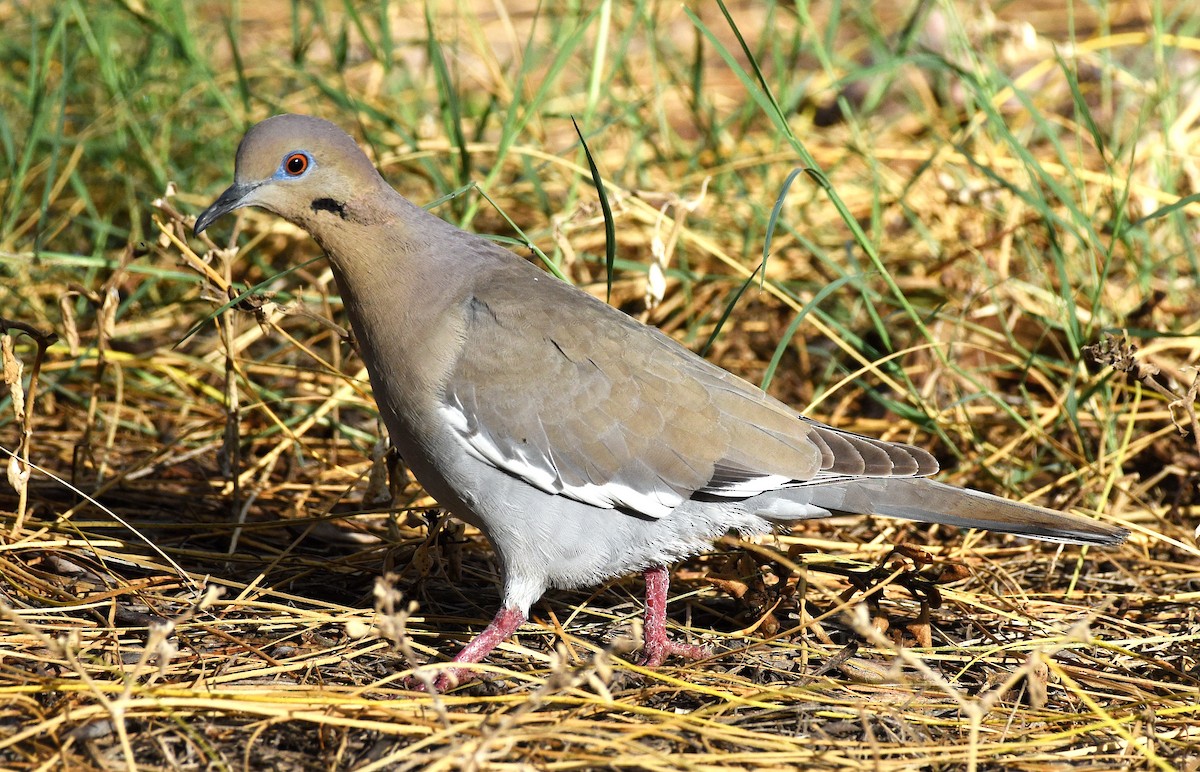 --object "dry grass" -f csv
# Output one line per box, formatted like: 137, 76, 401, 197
2, 1, 1200, 769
